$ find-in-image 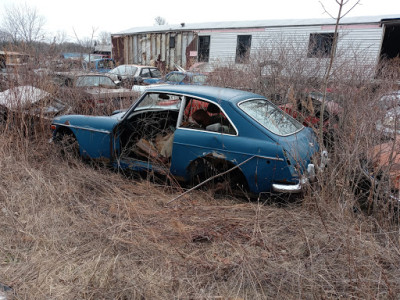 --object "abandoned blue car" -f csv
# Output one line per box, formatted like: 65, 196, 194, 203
50, 85, 324, 196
